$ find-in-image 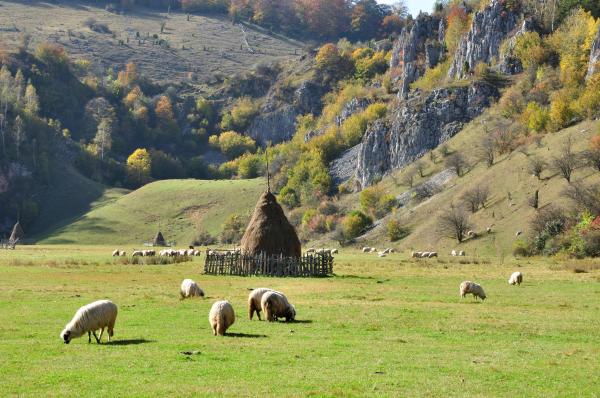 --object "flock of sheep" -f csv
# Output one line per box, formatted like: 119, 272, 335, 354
361, 247, 396, 257
59, 280, 296, 343
459, 271, 524, 301
112, 248, 202, 257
